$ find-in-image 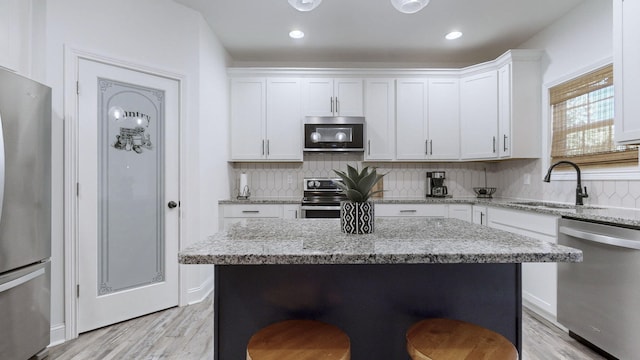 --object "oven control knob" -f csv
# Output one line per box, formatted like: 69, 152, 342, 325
314, 181, 320, 188
307, 180, 315, 189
